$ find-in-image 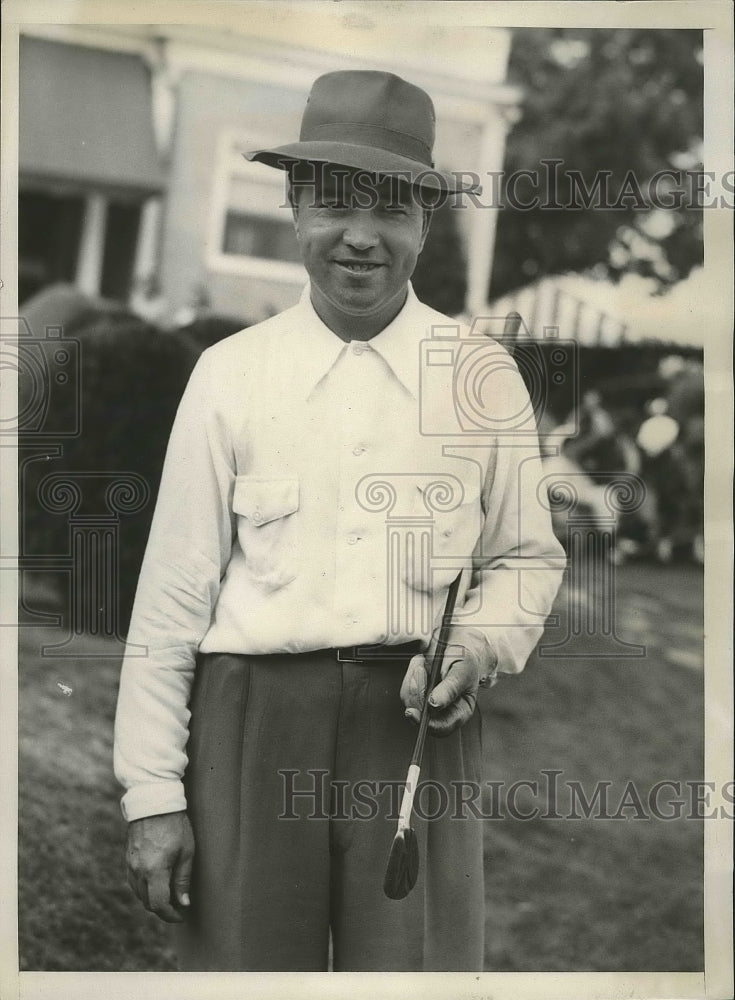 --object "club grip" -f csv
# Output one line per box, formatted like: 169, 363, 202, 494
410, 570, 463, 768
